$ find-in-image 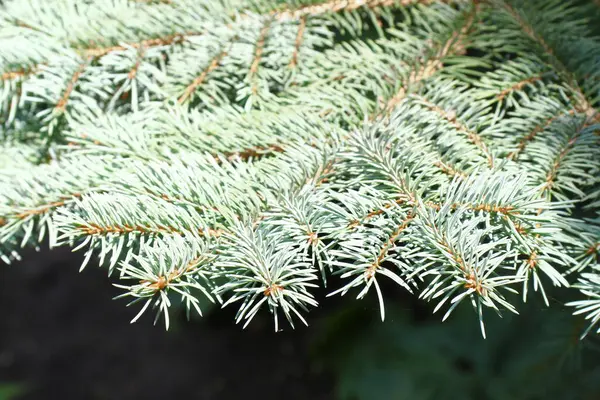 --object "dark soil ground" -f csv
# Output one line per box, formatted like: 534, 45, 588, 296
0, 247, 335, 399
